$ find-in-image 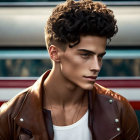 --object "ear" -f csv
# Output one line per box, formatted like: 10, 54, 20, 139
48, 45, 61, 62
